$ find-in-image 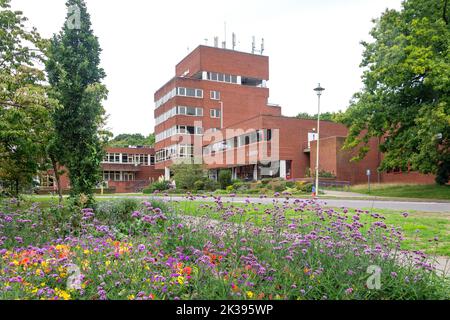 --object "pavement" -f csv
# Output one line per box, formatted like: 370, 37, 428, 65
100, 194, 450, 213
